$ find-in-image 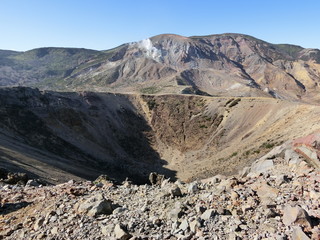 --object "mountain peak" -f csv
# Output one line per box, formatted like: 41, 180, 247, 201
1, 33, 320, 103
151, 33, 188, 40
